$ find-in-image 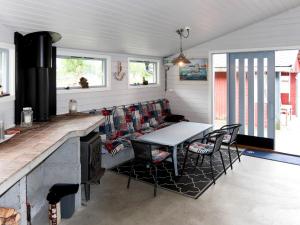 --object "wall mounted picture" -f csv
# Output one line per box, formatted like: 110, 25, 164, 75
179, 59, 208, 80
